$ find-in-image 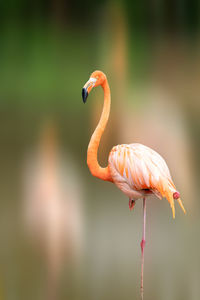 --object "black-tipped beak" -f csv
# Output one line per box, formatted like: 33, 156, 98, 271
82, 88, 88, 103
